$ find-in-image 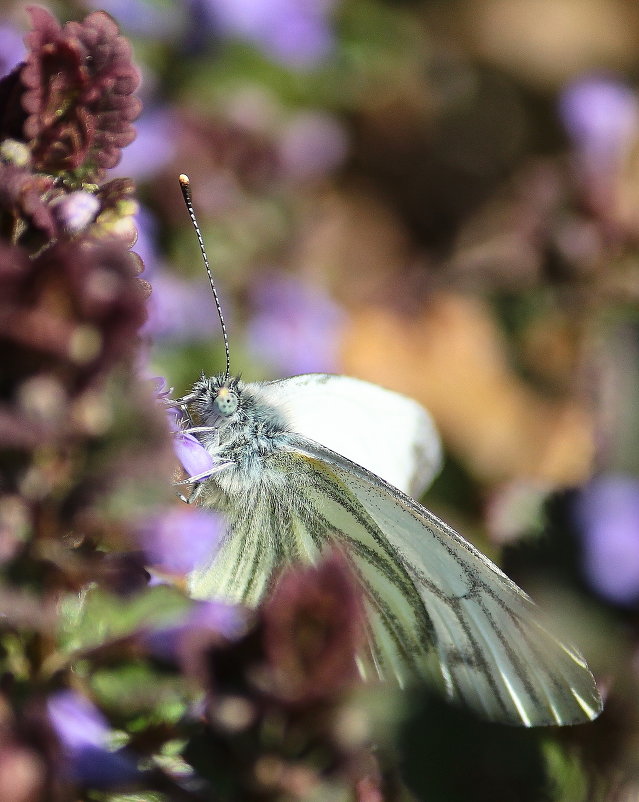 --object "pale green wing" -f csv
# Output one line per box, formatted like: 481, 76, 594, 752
188, 436, 601, 726
286, 437, 602, 727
